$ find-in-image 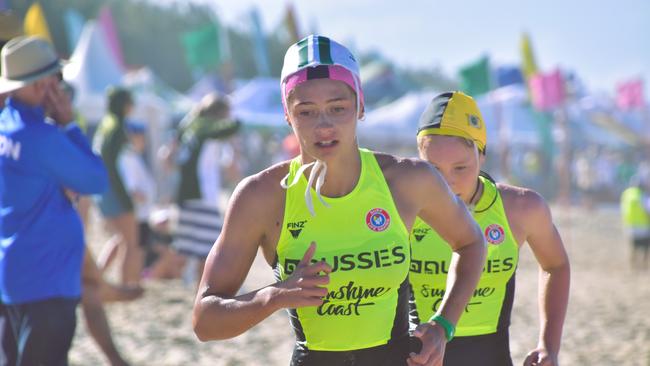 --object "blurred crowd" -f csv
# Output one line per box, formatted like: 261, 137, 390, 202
0, 13, 274, 365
